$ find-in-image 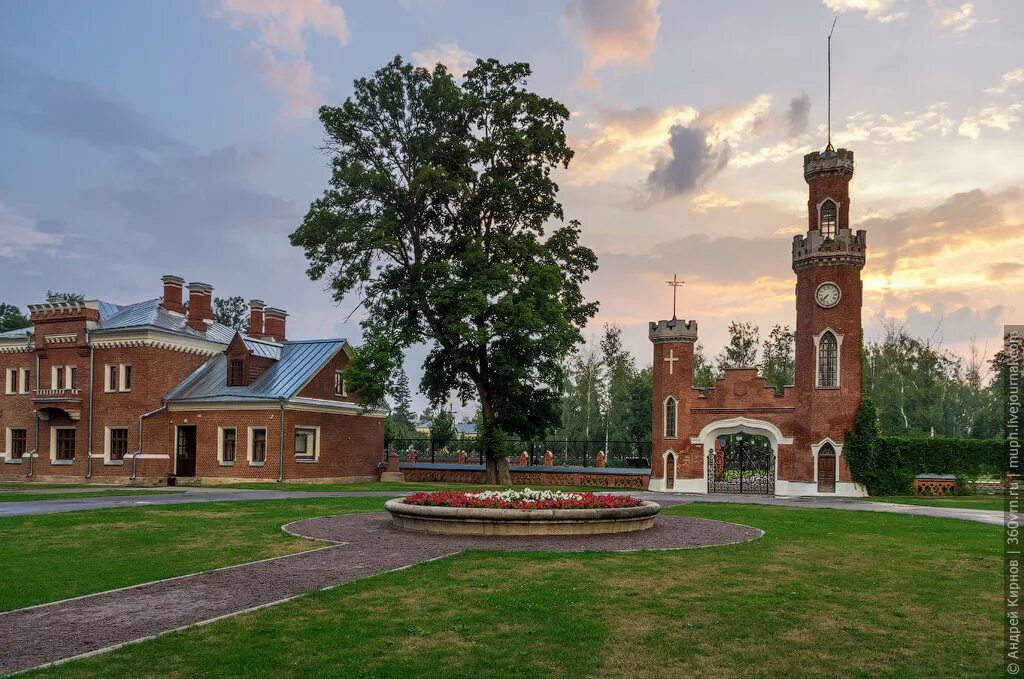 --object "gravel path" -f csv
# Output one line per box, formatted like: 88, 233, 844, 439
0, 512, 759, 675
